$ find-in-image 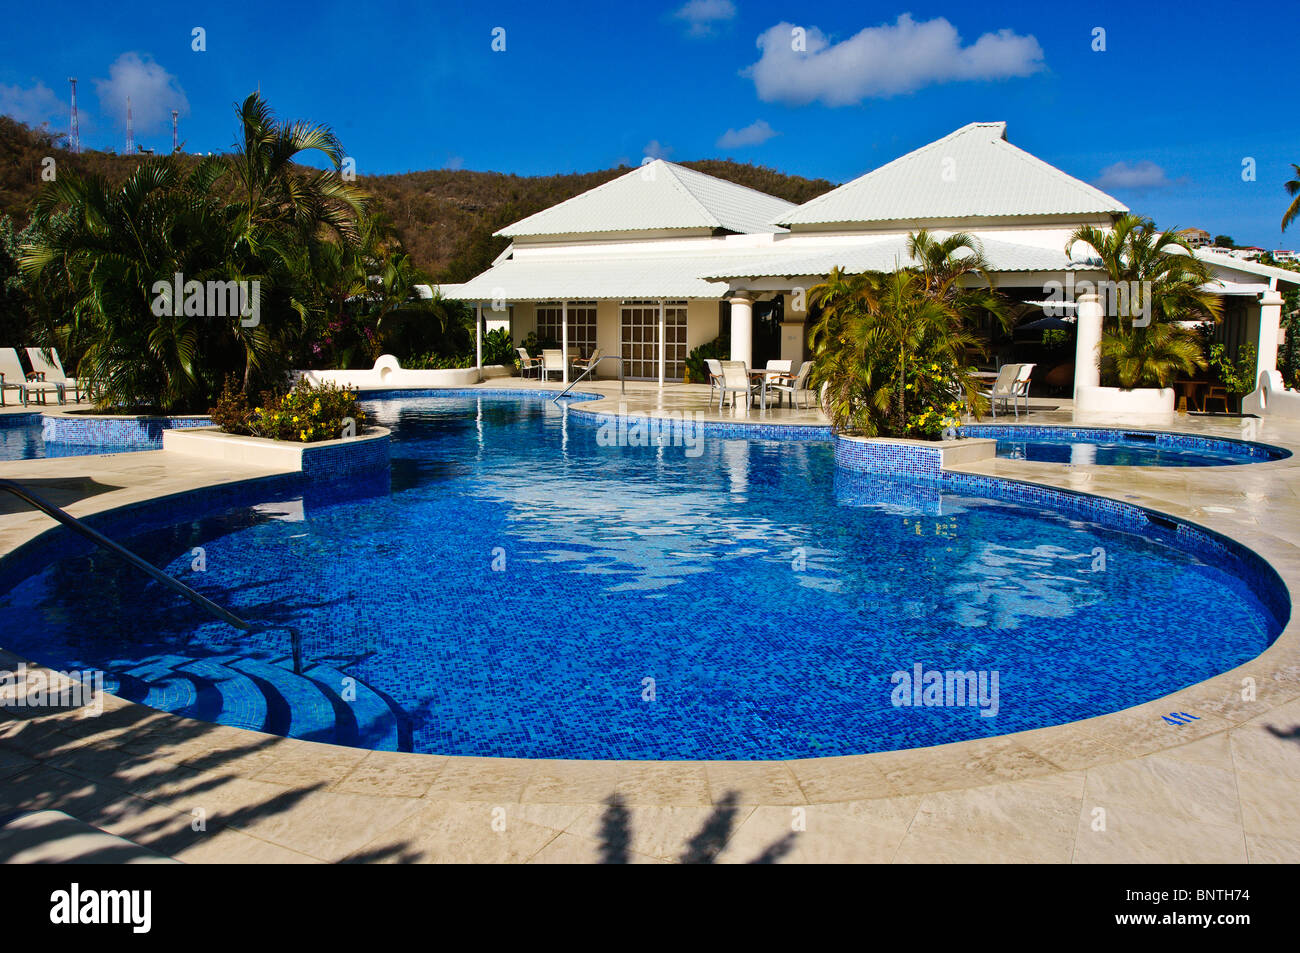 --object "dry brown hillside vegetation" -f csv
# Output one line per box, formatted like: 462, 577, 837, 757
0, 116, 833, 283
